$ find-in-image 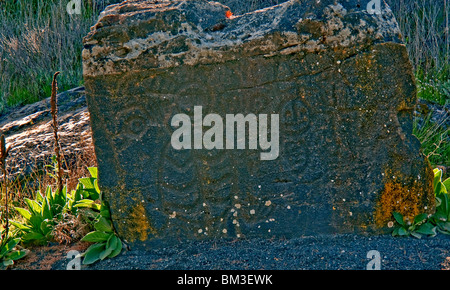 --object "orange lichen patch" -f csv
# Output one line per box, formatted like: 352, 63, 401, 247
374, 169, 434, 228
125, 203, 157, 242
375, 181, 421, 226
